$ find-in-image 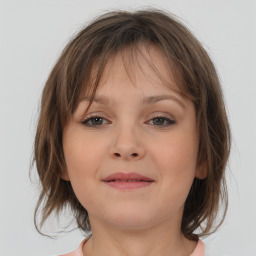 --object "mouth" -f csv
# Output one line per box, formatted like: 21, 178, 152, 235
105, 179, 152, 182
102, 172, 154, 190
102, 172, 154, 182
